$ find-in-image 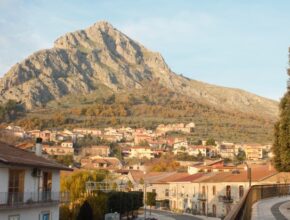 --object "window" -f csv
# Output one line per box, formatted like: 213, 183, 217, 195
39, 212, 50, 220
43, 172, 52, 192
226, 185, 231, 198
212, 204, 216, 217
8, 169, 25, 204
239, 186, 244, 198
212, 186, 216, 196
43, 171, 52, 201
165, 189, 169, 197
202, 186, 206, 196
8, 215, 20, 220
